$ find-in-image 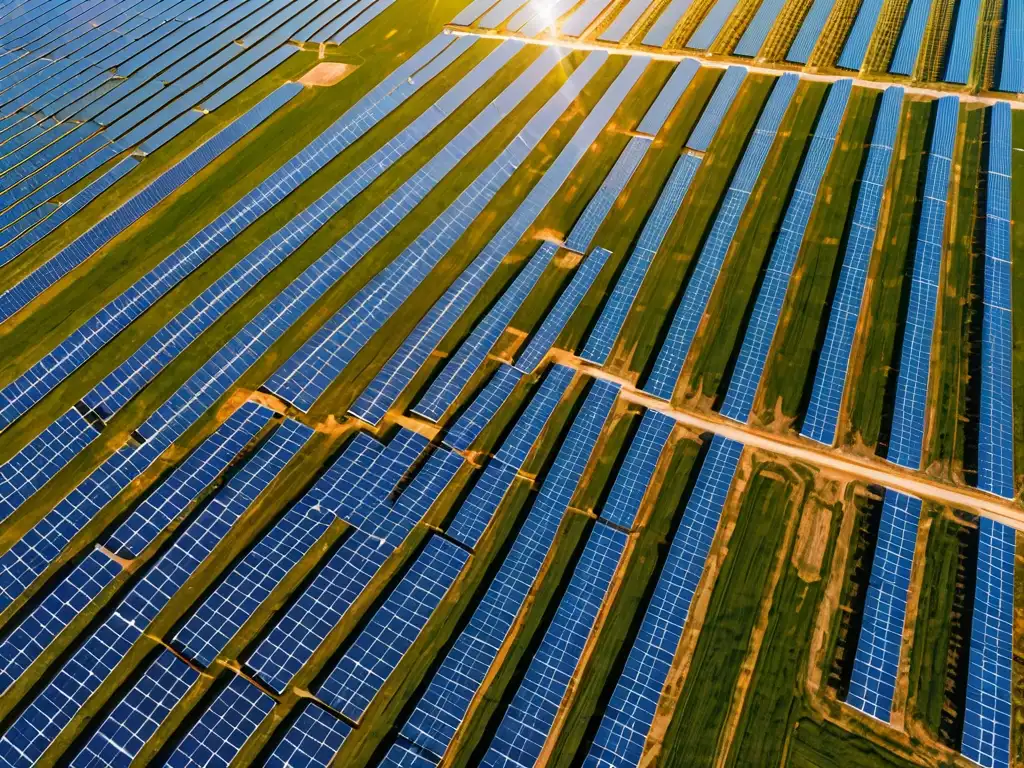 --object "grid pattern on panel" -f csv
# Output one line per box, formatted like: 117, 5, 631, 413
413, 242, 557, 422
643, 0, 694, 46
483, 524, 626, 768
643, 74, 799, 402
886, 96, 958, 470
719, 79, 852, 423
515, 247, 612, 373
317, 537, 470, 721
837, 0, 887, 69
687, 0, 742, 49
977, 102, 1014, 499
599, 409, 675, 529
335, 430, 429, 531
962, 518, 1015, 768
348, 57, 646, 427
637, 58, 701, 136
562, 0, 618, 36
846, 490, 921, 722
392, 381, 617, 760
0, 34, 464, 433
998, 0, 1023, 92
69, 651, 198, 768
584, 435, 742, 768
943, 0, 981, 82
443, 365, 524, 452
267, 50, 603, 415
786, 0, 837, 63
599, 0, 651, 41
889, 0, 932, 75
734, 0, 788, 56
687, 66, 746, 152
581, 152, 702, 366
265, 703, 352, 768
165, 675, 273, 767
0, 408, 98, 523
801, 87, 903, 445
